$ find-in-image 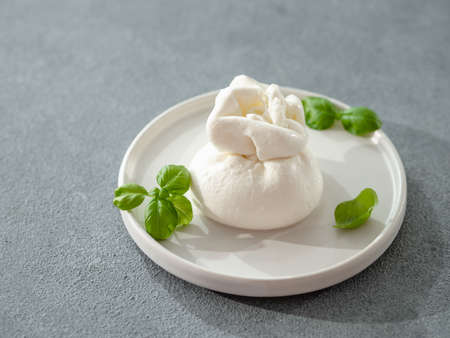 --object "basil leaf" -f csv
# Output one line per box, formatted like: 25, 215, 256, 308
148, 187, 160, 199
334, 188, 378, 229
156, 165, 191, 195
145, 197, 178, 240
113, 184, 148, 210
168, 195, 193, 226
339, 107, 382, 136
302, 96, 339, 130
159, 188, 169, 200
